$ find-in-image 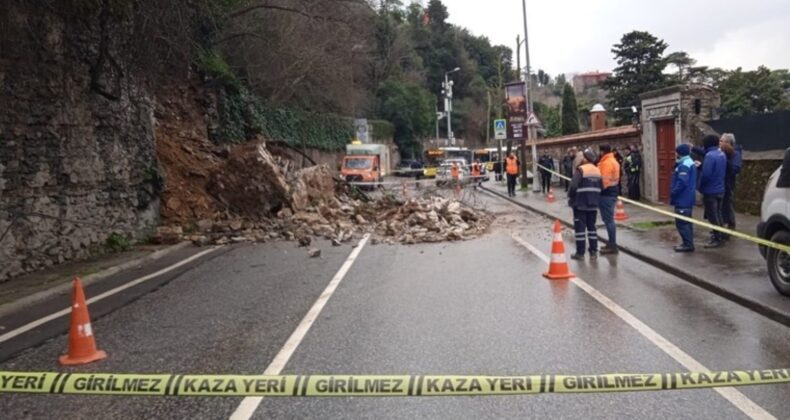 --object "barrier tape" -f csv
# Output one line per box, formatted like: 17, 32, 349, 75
349, 176, 489, 187
1, 369, 788, 397
536, 164, 790, 254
